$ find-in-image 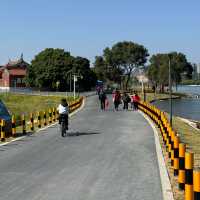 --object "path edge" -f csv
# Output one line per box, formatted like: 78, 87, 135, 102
139, 110, 174, 200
